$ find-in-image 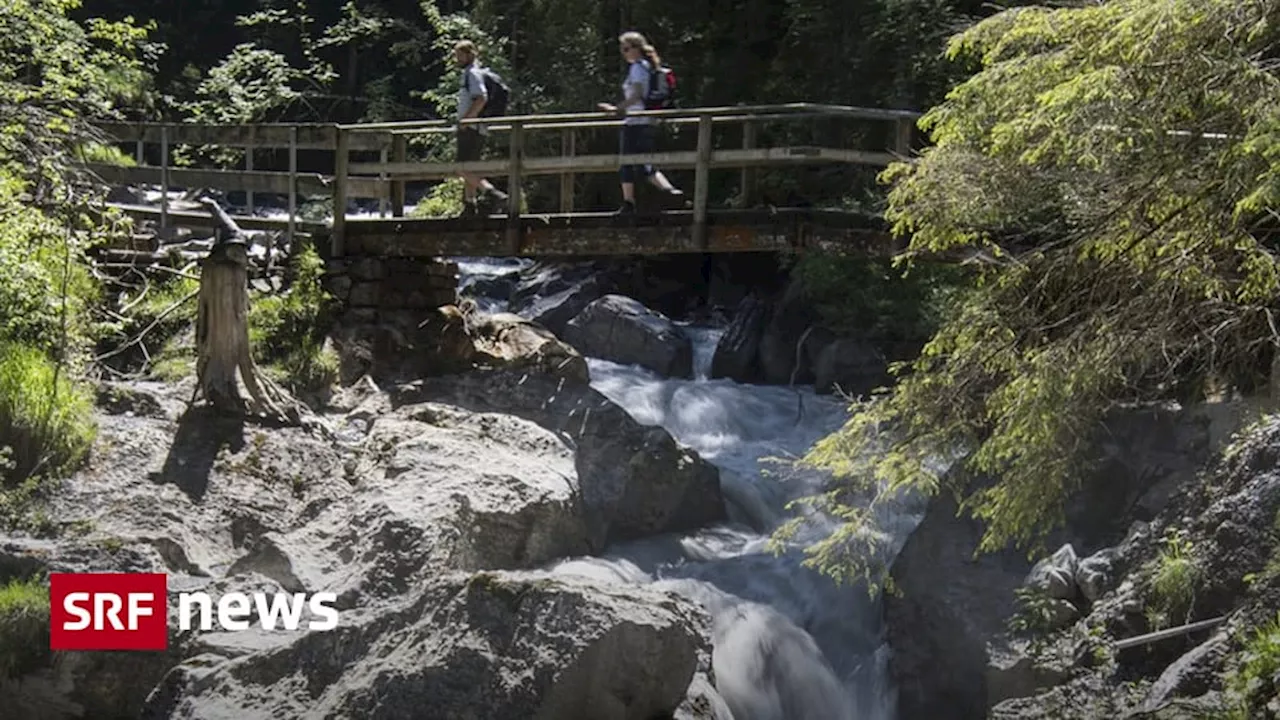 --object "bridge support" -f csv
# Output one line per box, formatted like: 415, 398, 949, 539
693, 114, 713, 251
